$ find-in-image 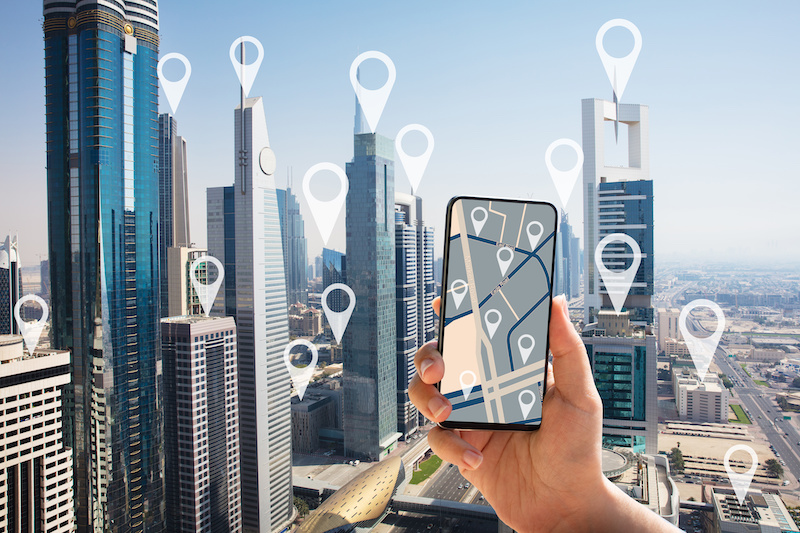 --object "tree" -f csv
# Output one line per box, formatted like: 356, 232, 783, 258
721, 374, 734, 389
792, 376, 800, 389
778, 396, 790, 411
294, 496, 310, 517
669, 447, 684, 473
765, 459, 784, 477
